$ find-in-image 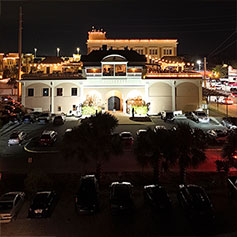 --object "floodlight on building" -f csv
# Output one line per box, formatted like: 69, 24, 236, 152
77, 48, 80, 54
